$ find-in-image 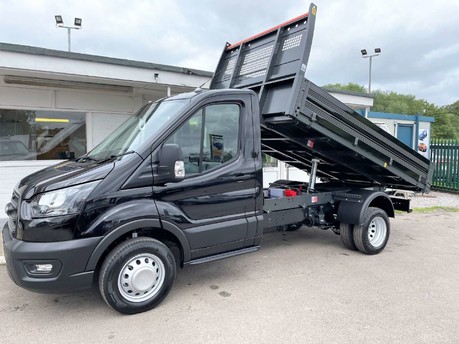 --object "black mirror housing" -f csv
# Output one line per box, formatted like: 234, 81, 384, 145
154, 143, 185, 185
